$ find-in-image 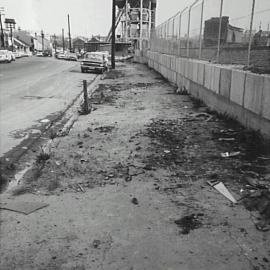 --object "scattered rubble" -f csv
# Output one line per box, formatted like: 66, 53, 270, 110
174, 213, 204, 234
